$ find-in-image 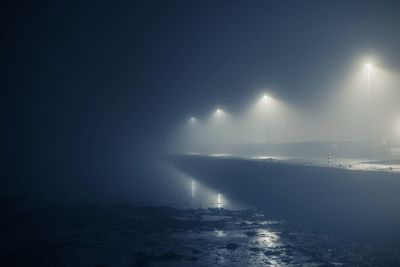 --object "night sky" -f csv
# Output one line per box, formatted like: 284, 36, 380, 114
2, 0, 400, 202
